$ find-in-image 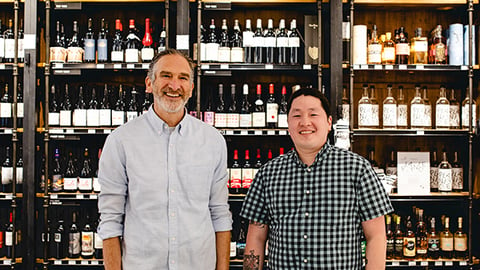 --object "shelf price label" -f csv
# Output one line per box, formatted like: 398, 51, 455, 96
68, 260, 76, 265
398, 65, 407, 70
434, 261, 443, 266
96, 64, 105, 69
